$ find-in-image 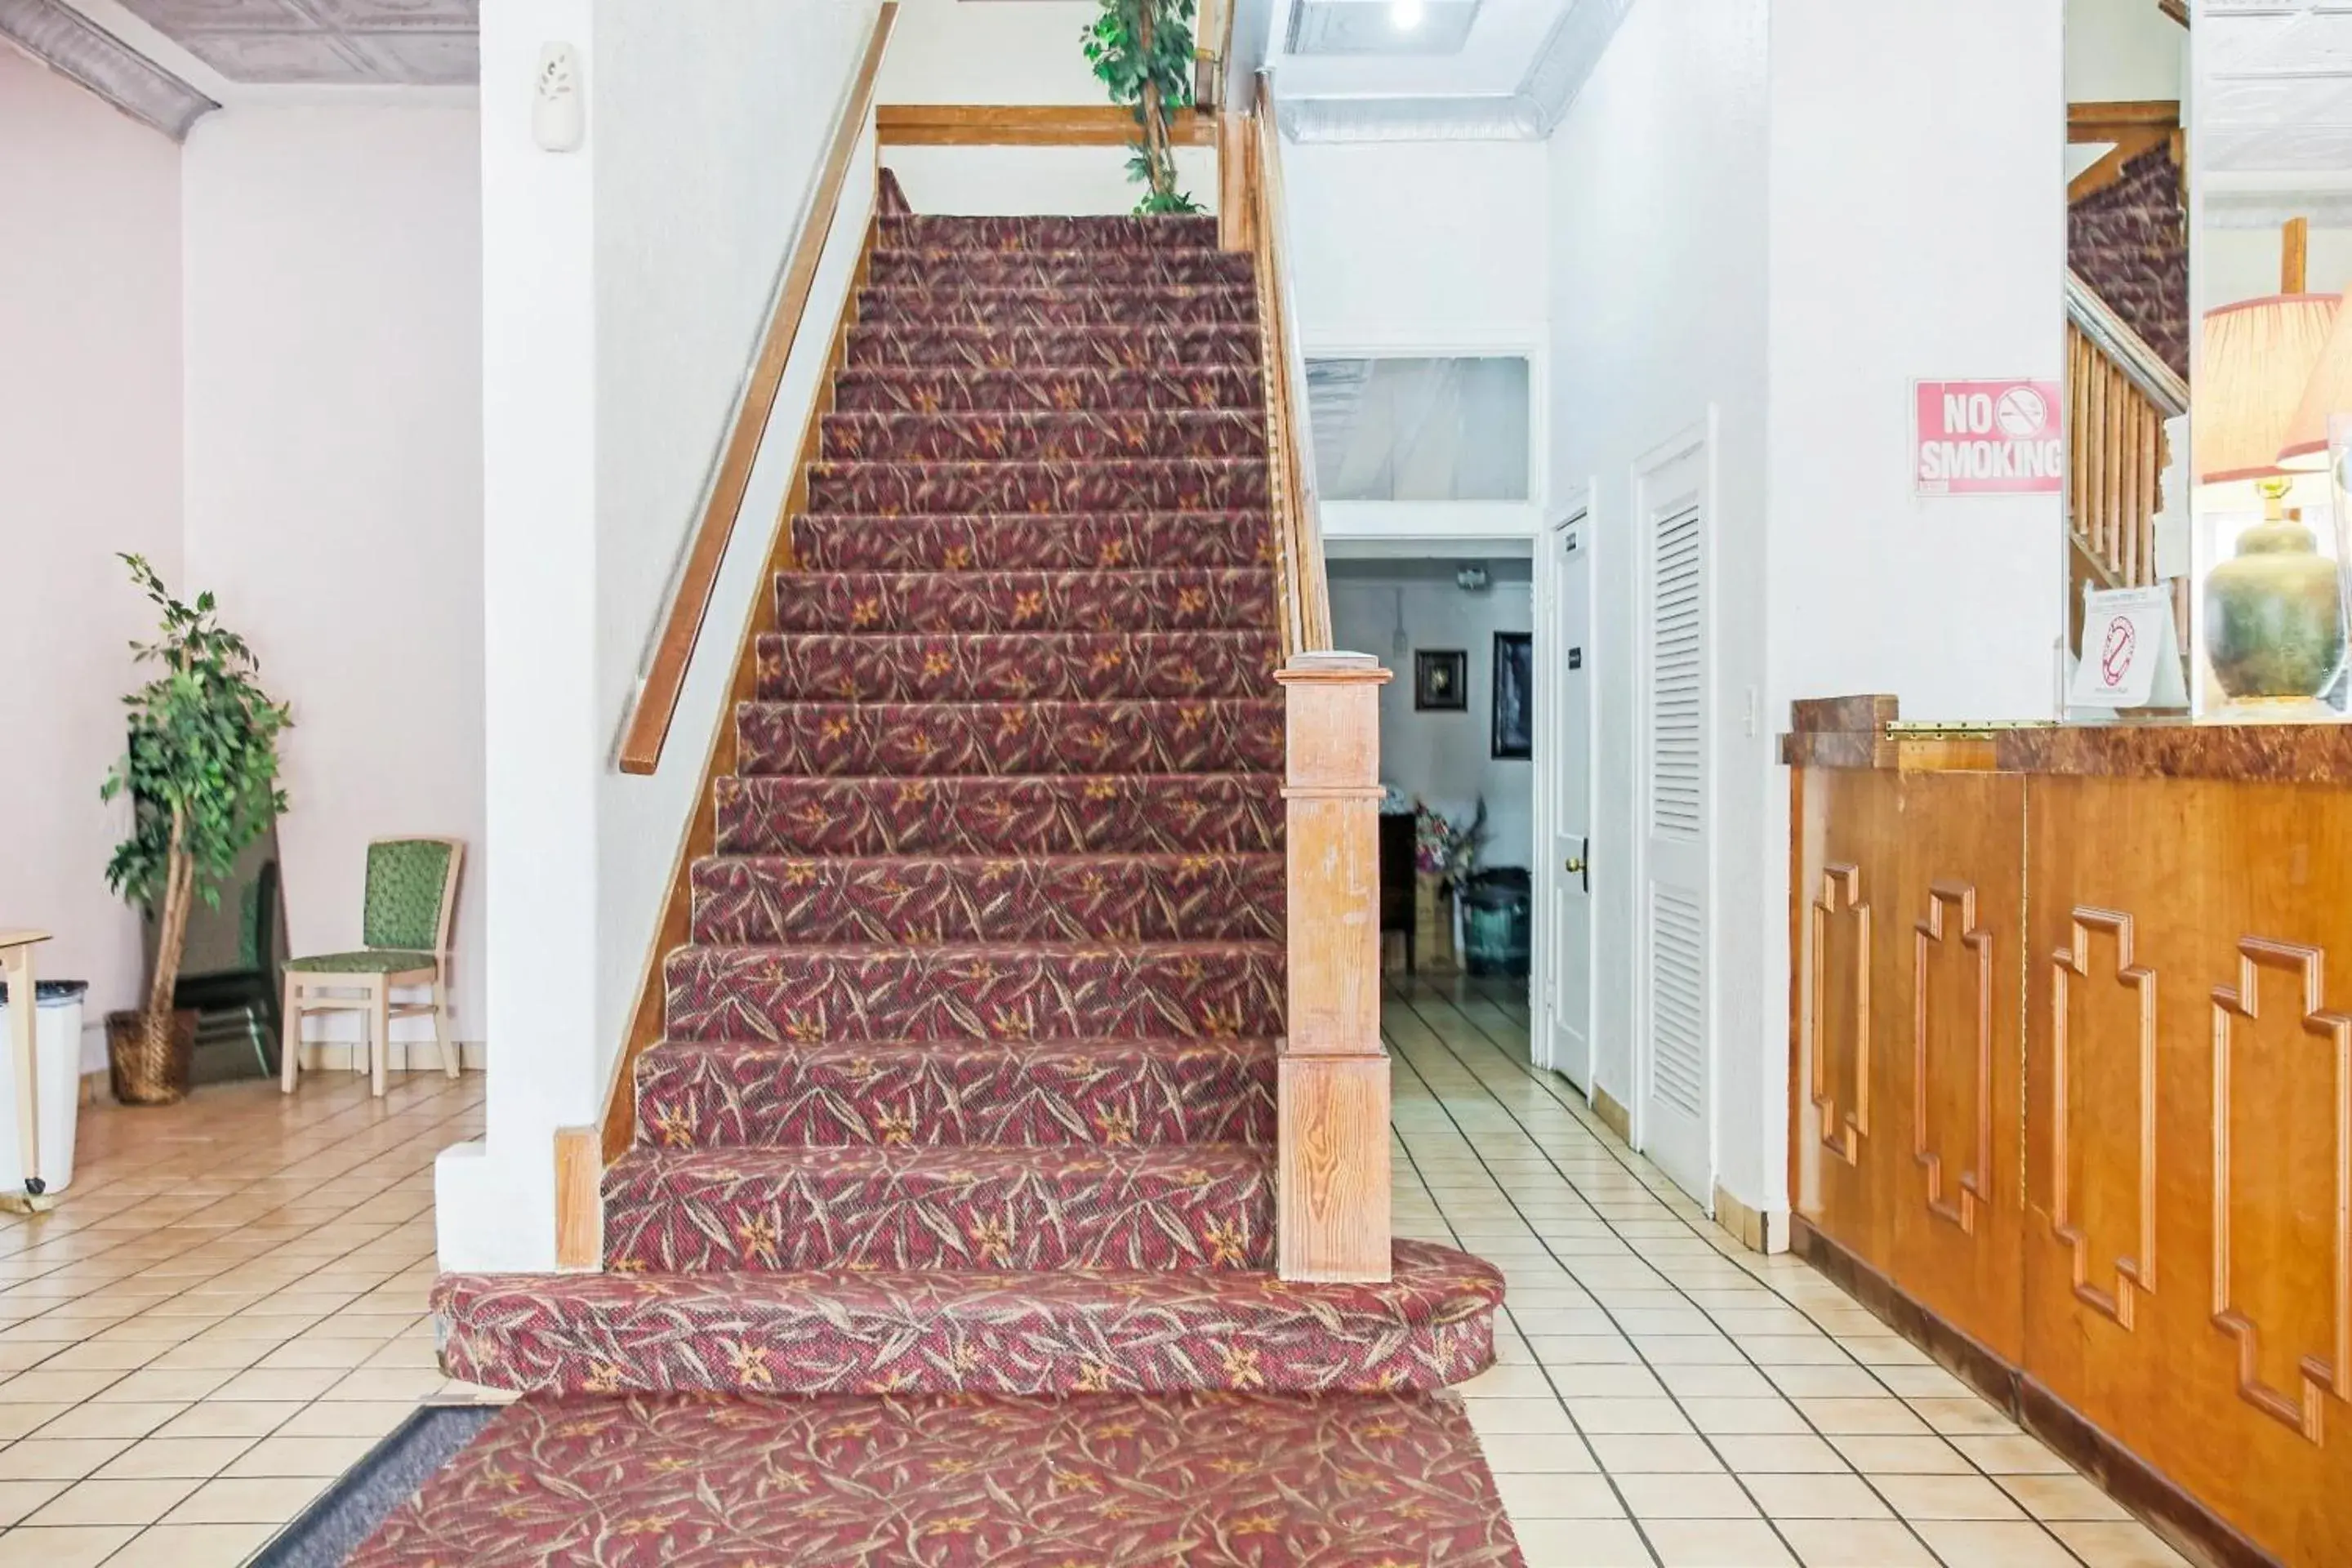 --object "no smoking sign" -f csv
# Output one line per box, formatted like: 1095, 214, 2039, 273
1914, 378, 2065, 497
